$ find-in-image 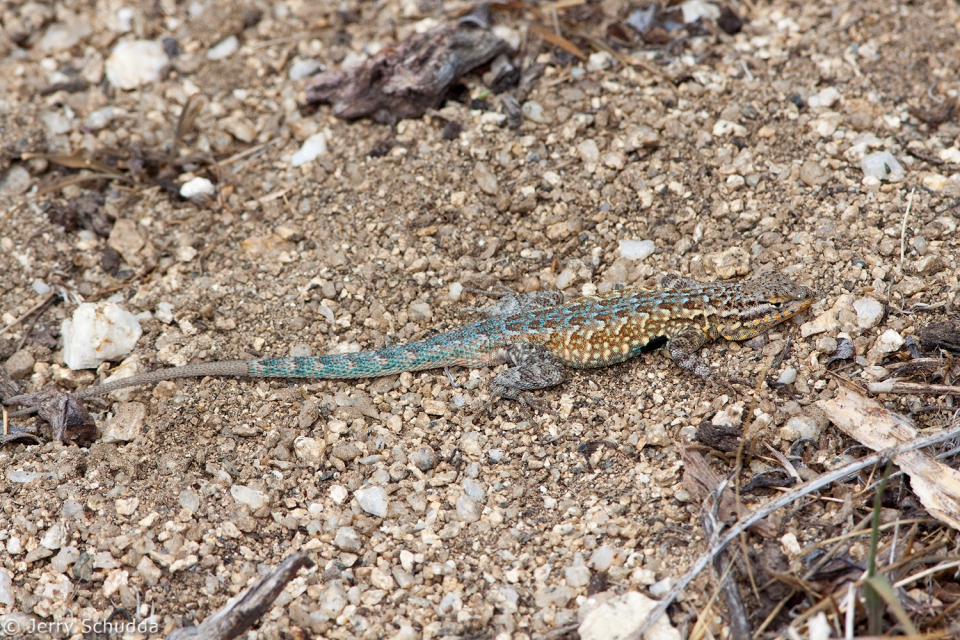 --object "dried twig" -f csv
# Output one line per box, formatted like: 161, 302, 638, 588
167, 553, 313, 640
